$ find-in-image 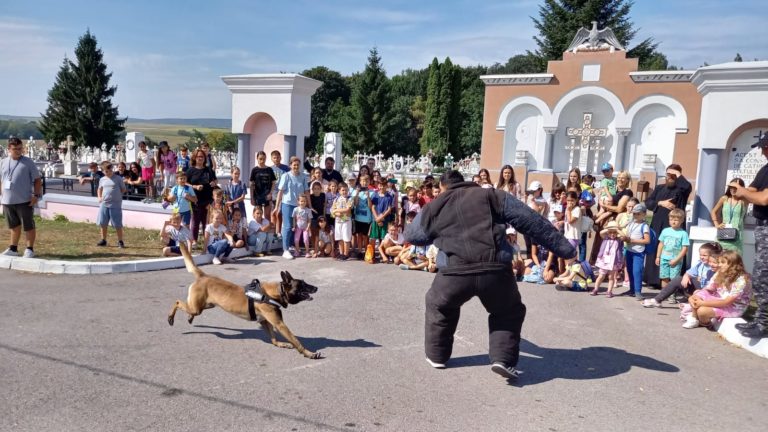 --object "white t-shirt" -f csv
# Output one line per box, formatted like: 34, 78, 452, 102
384, 232, 405, 245
564, 206, 582, 240
205, 223, 228, 247
139, 150, 154, 168
626, 220, 650, 253
248, 218, 270, 236
165, 225, 192, 243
